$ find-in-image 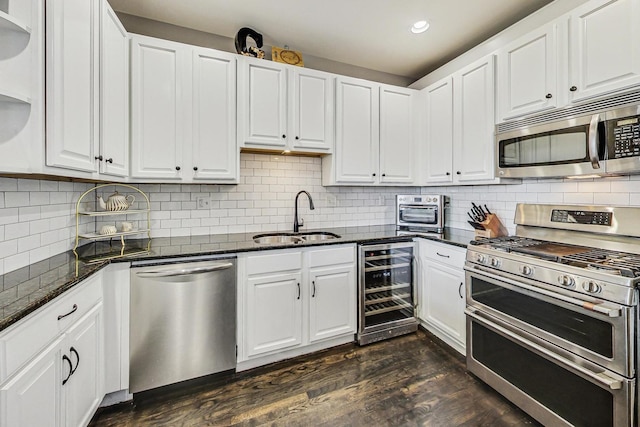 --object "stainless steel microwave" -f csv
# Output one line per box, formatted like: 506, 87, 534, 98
496, 104, 640, 178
